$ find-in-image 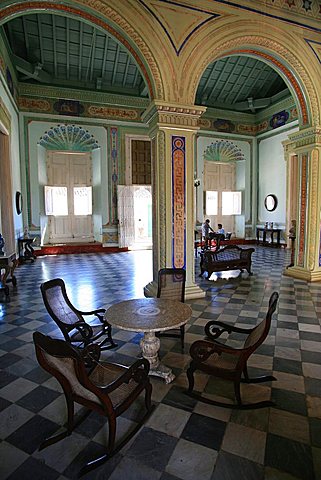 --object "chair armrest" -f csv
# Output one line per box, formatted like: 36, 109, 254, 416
78, 308, 106, 316
78, 308, 106, 323
205, 320, 254, 339
190, 340, 242, 362
74, 322, 94, 340
80, 343, 101, 369
99, 358, 150, 393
